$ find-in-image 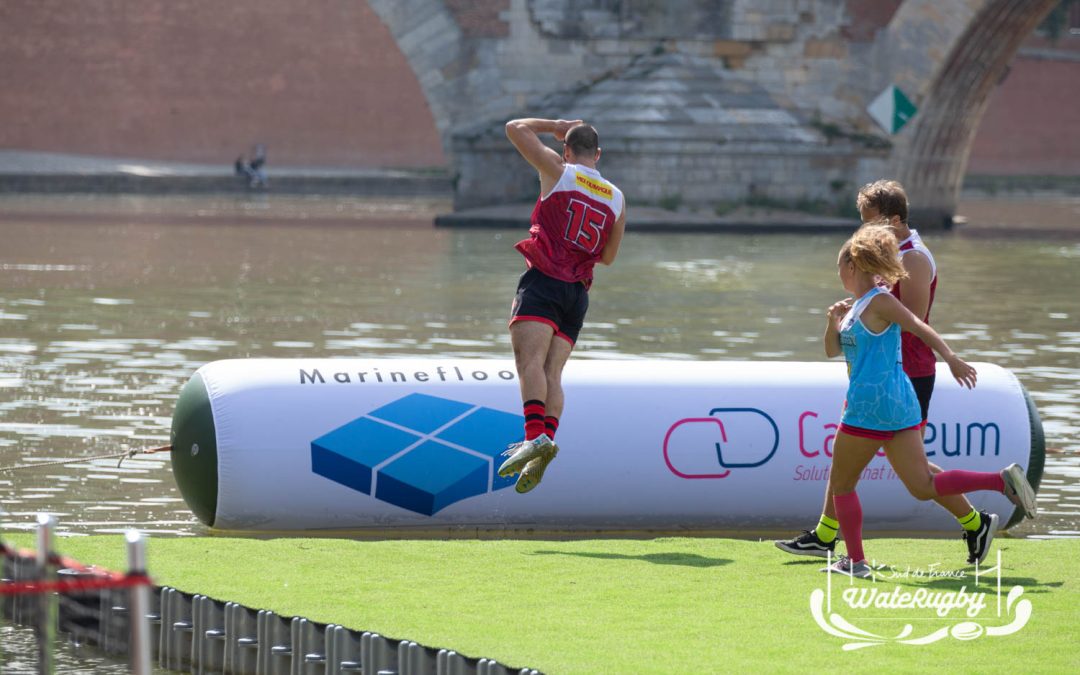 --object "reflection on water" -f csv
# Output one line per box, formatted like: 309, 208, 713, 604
0, 211, 1077, 538
0, 622, 173, 674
